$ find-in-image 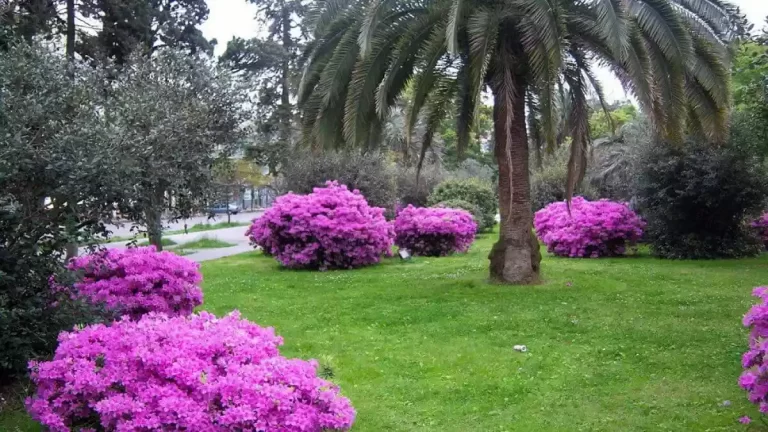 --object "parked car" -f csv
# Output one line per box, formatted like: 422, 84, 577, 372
207, 203, 240, 216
